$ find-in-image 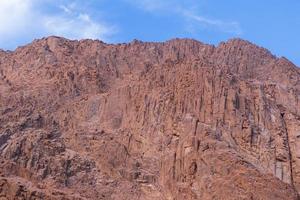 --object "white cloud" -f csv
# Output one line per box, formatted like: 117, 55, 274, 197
45, 3, 115, 40
182, 10, 242, 35
44, 15, 113, 40
59, 5, 72, 14
125, 0, 242, 35
0, 0, 115, 48
0, 0, 34, 37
